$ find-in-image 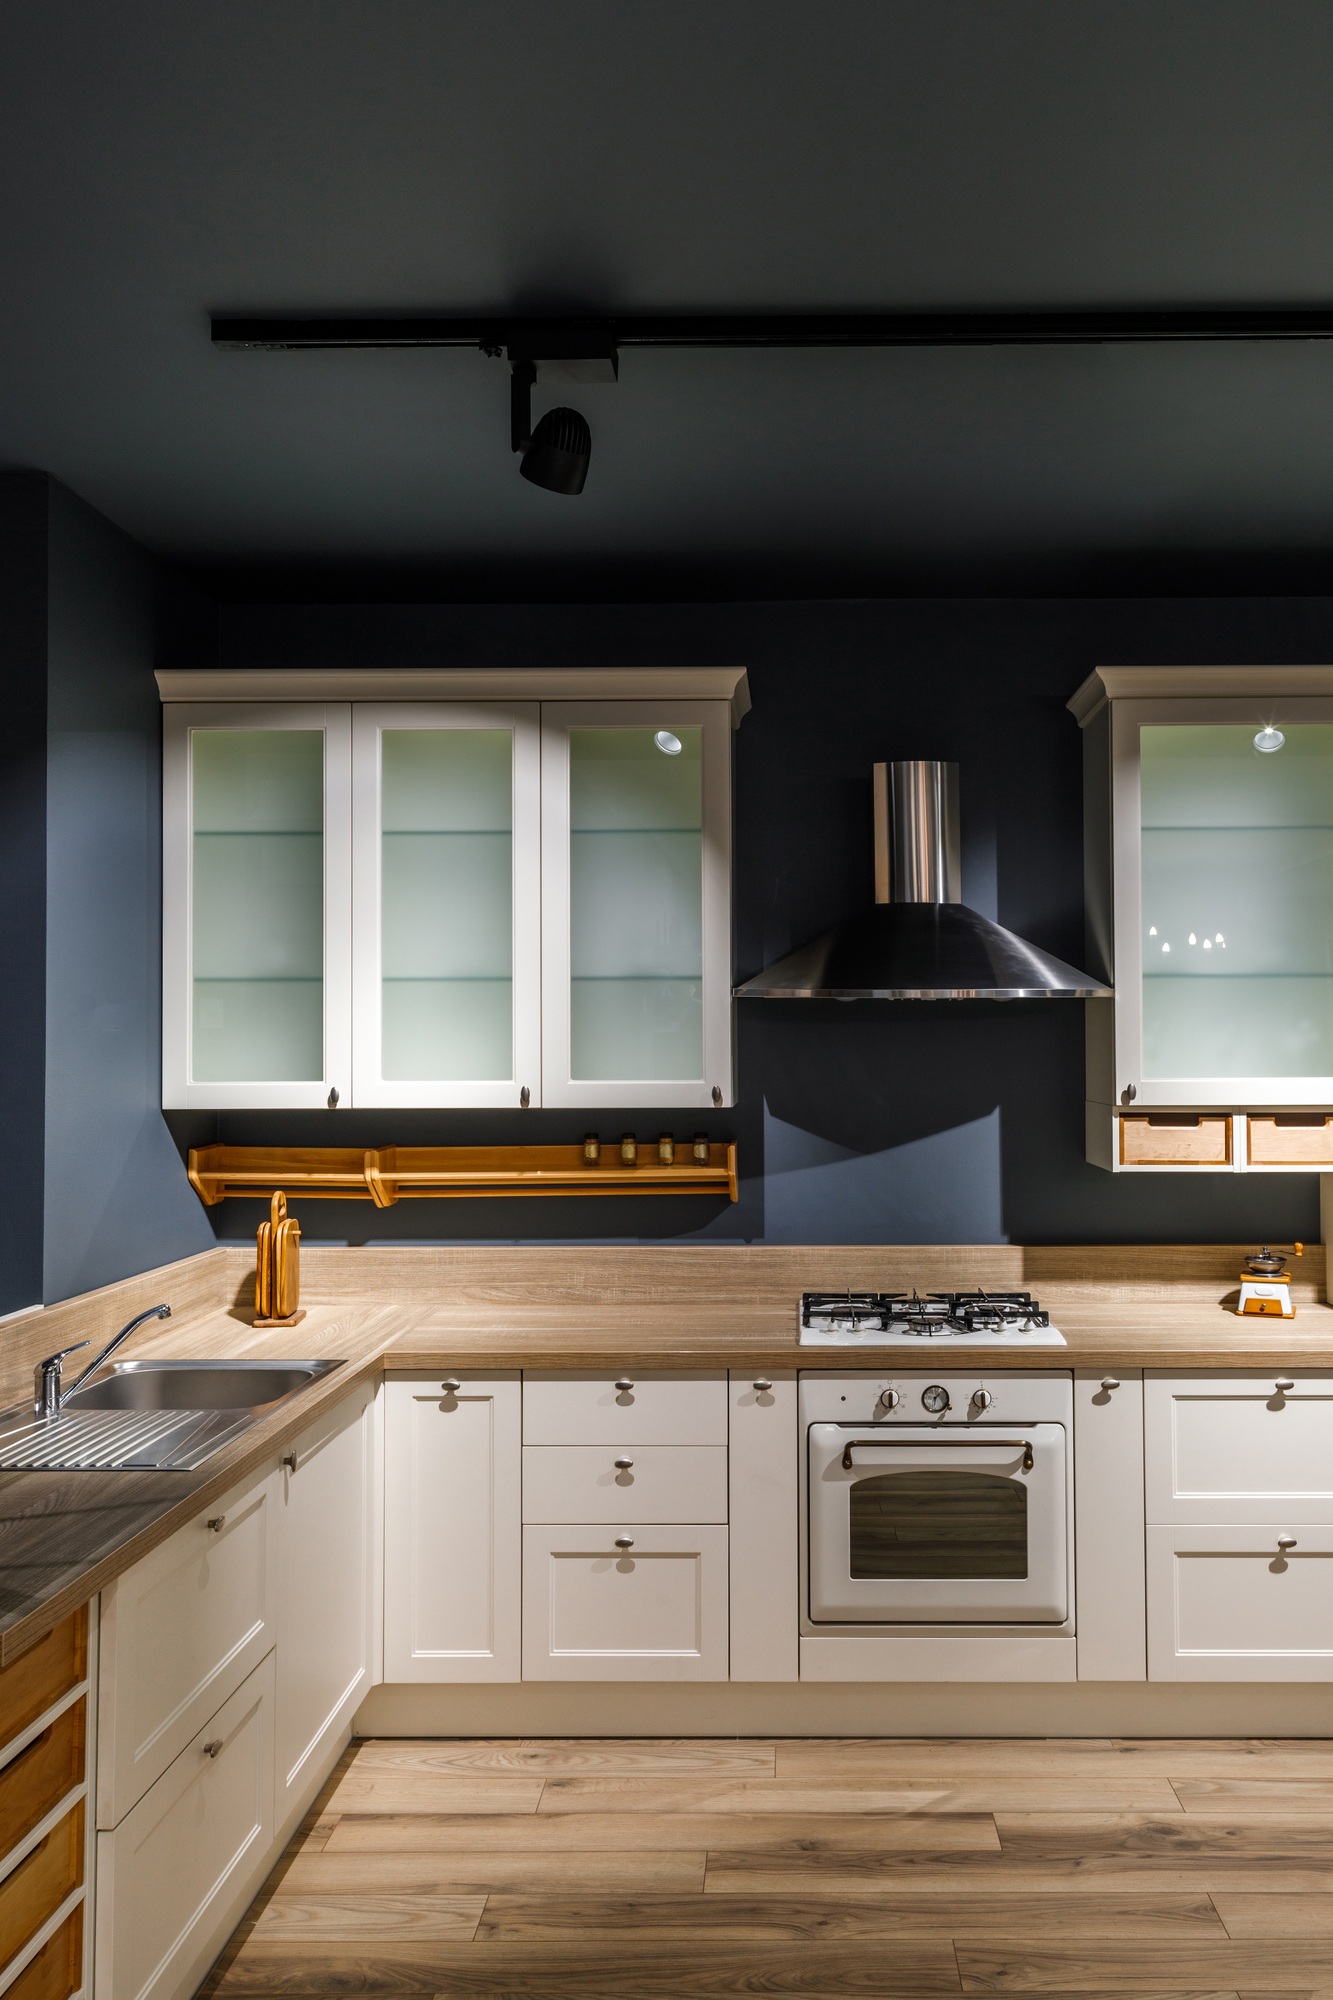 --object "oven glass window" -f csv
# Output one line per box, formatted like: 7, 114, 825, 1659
849, 1470, 1028, 1580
